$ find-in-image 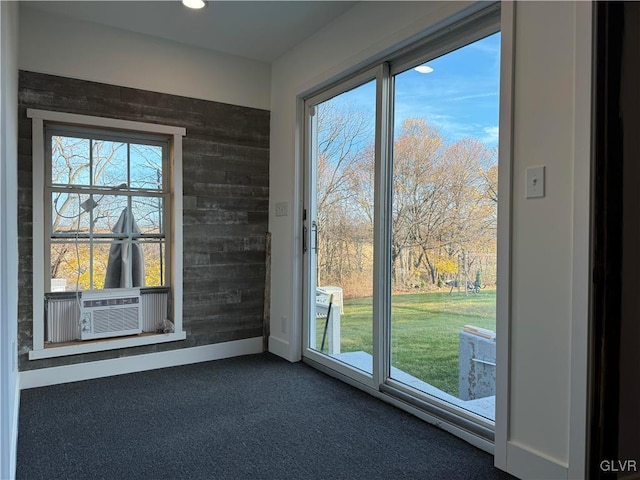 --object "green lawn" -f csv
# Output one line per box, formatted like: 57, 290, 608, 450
316, 289, 496, 398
